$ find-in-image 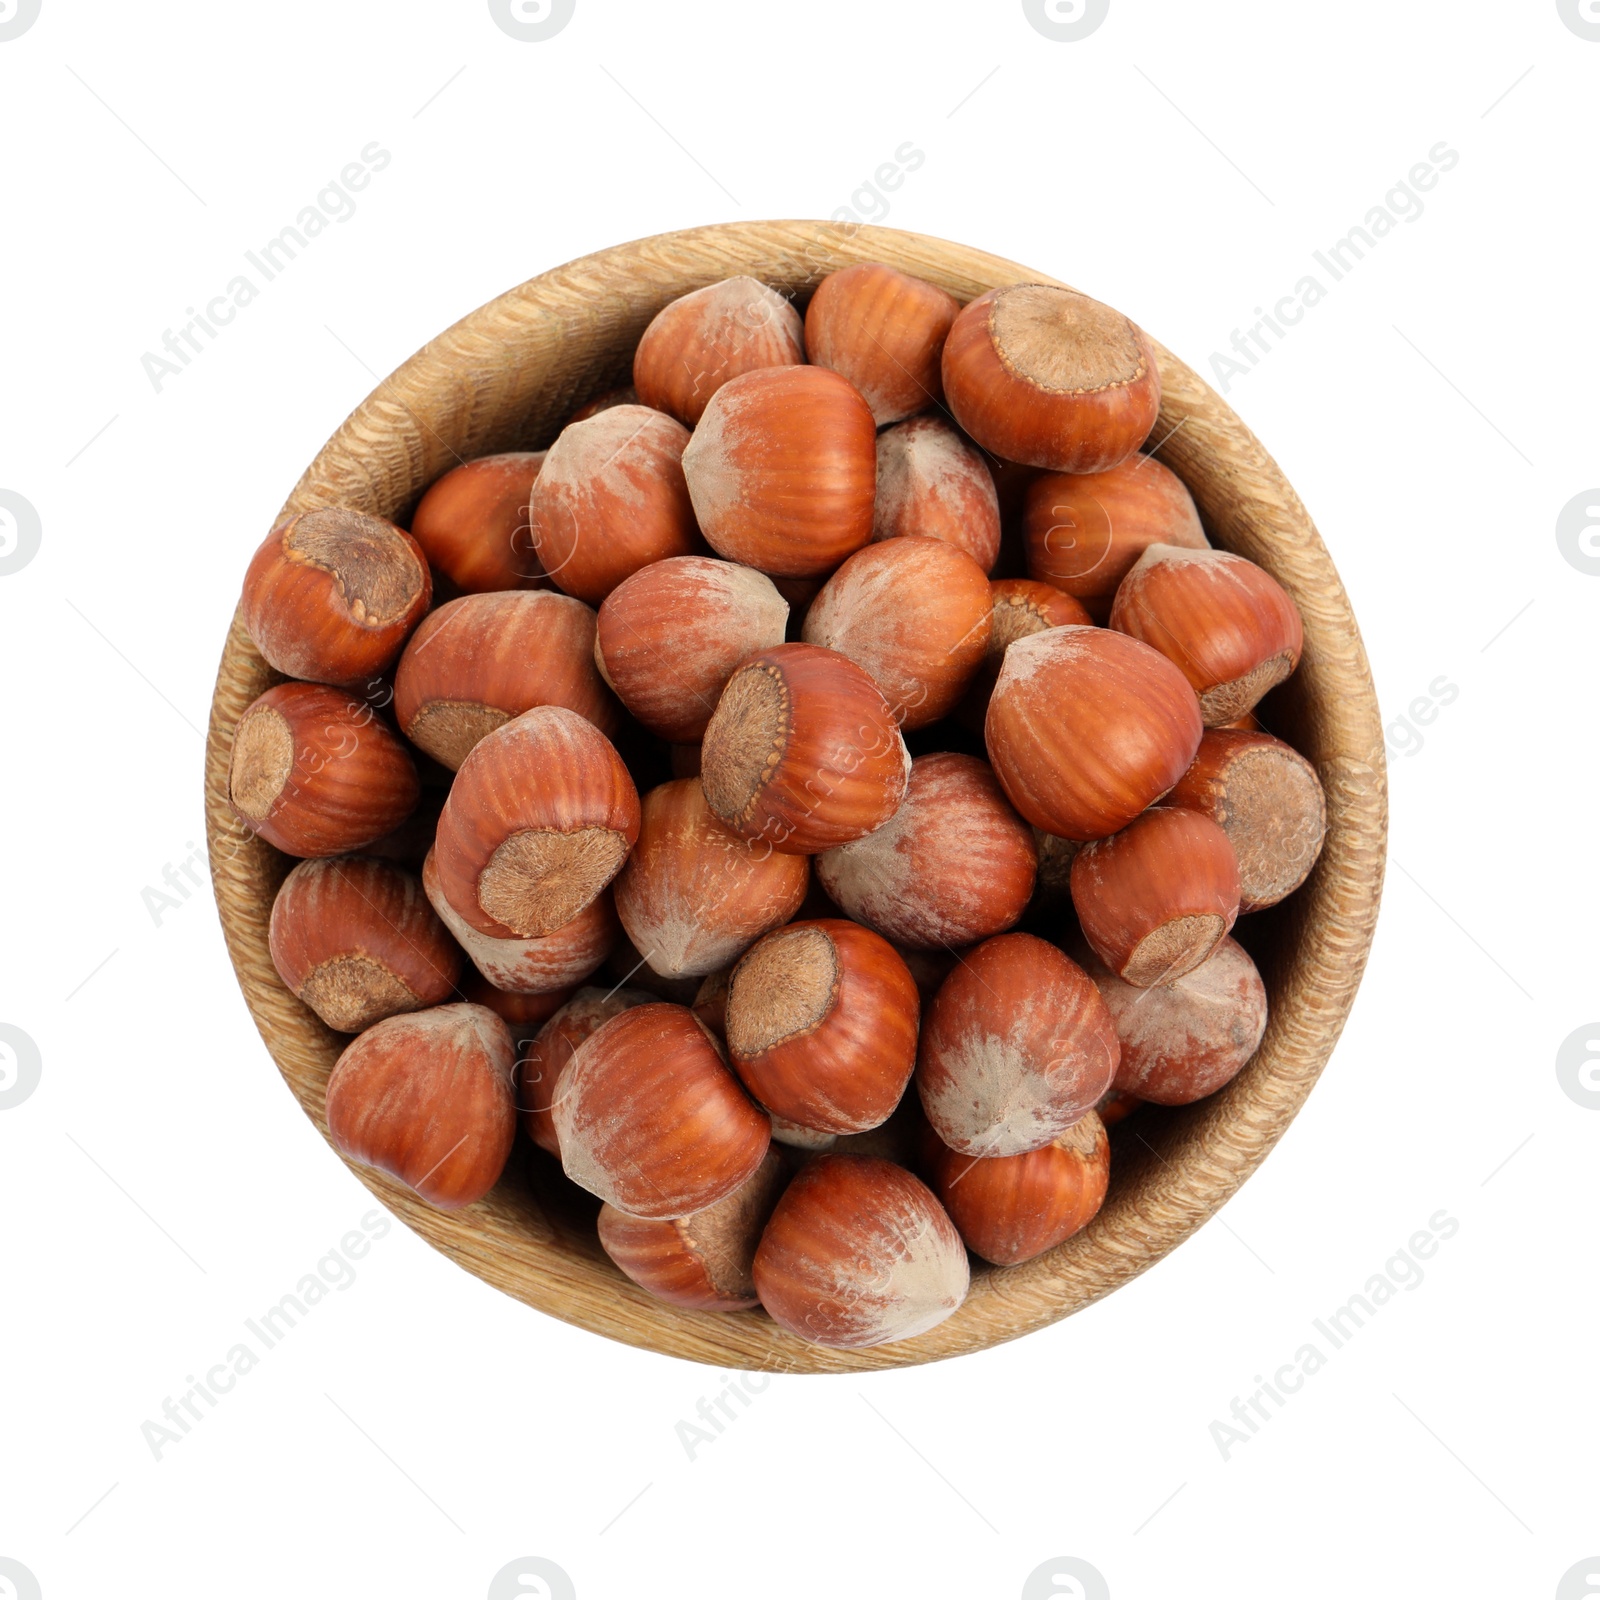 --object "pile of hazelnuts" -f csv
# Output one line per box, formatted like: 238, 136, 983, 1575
227, 264, 1326, 1351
